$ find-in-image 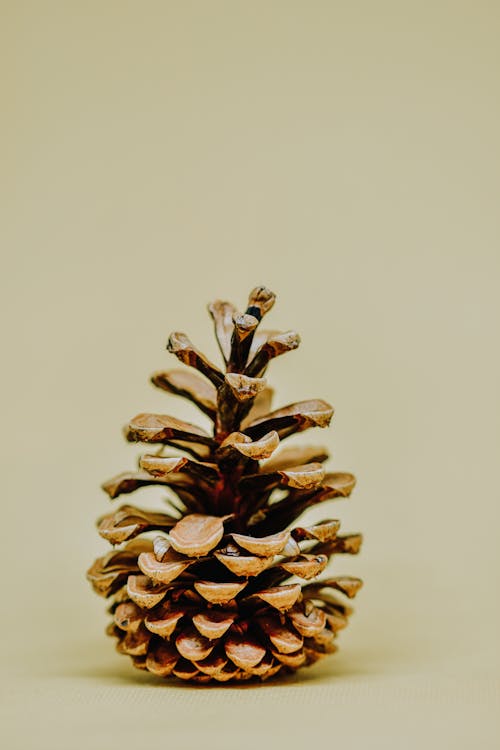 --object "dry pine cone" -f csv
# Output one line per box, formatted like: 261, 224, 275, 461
87, 286, 362, 683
